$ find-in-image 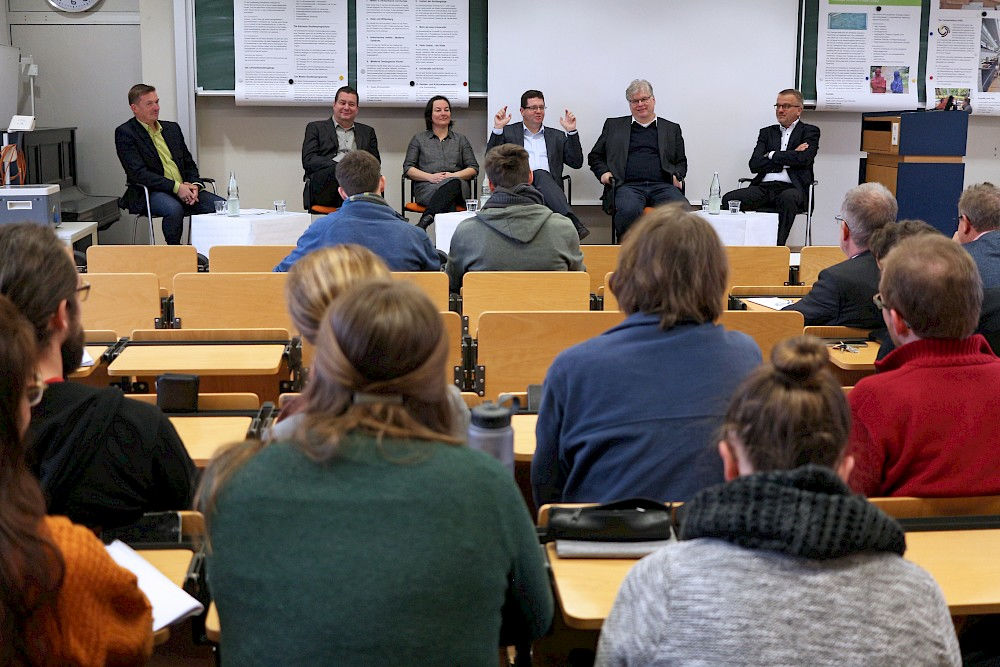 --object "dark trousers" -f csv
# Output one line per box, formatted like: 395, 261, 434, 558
305, 163, 343, 209
148, 189, 225, 245
723, 181, 804, 246
531, 169, 572, 216
423, 179, 465, 218
614, 180, 686, 238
